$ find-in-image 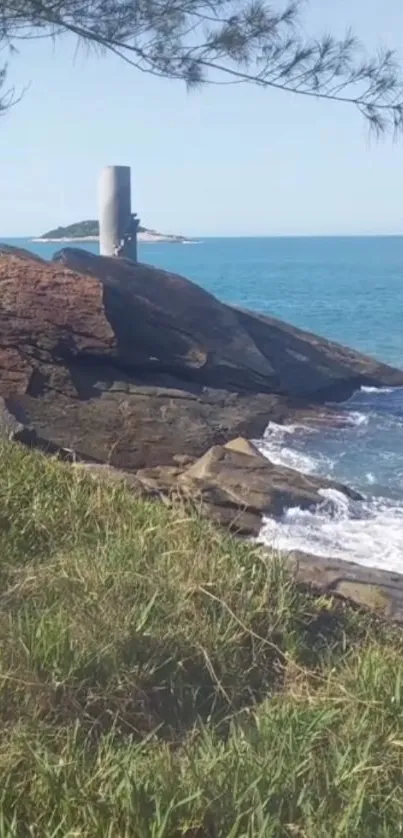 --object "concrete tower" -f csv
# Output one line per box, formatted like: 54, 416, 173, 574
98, 165, 139, 261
